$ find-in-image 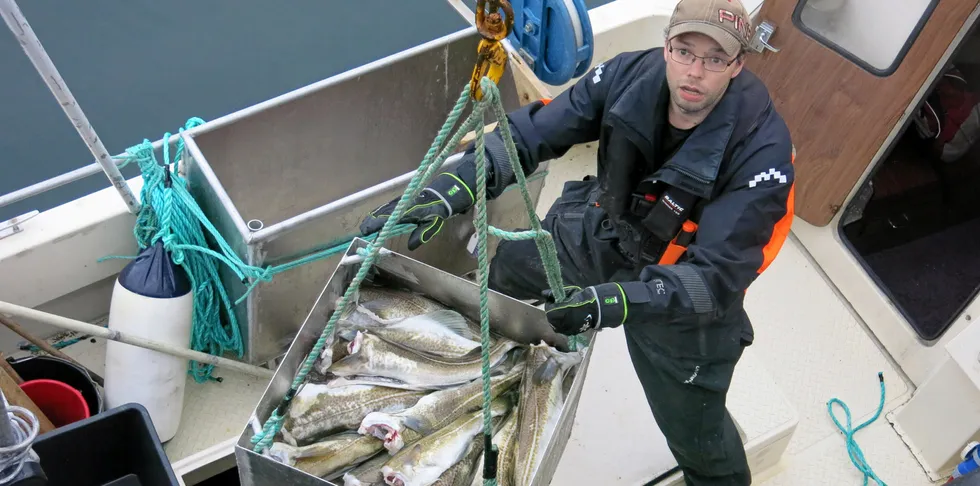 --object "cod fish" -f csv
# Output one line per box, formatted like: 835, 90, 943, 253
328, 331, 519, 390
338, 309, 480, 358
382, 397, 512, 486
432, 435, 484, 486
513, 343, 583, 486
360, 358, 524, 453
281, 383, 428, 446
346, 286, 487, 339
314, 332, 350, 375
313, 374, 454, 392
269, 432, 383, 479
468, 408, 521, 486
344, 286, 450, 326
343, 449, 393, 486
